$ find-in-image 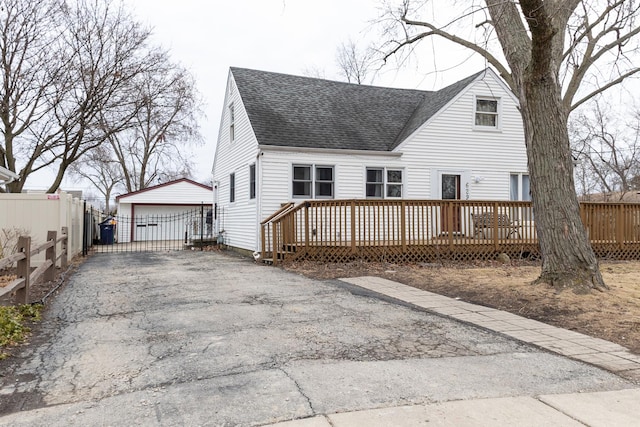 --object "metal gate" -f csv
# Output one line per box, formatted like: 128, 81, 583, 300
87, 205, 214, 253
